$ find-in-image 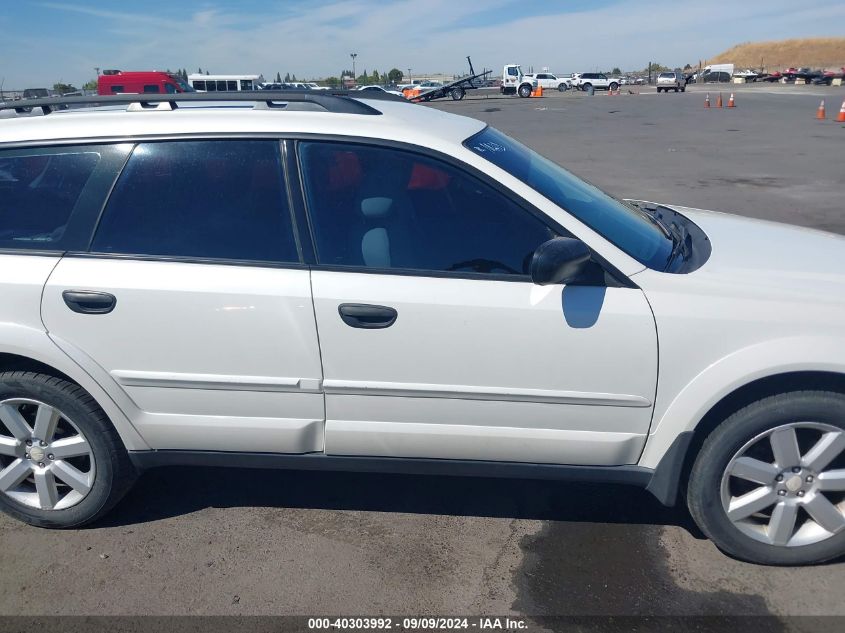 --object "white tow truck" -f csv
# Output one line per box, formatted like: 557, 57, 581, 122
500, 64, 538, 98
